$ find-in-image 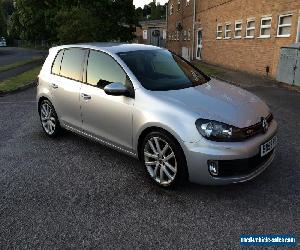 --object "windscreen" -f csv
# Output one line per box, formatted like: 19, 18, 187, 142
118, 49, 209, 91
